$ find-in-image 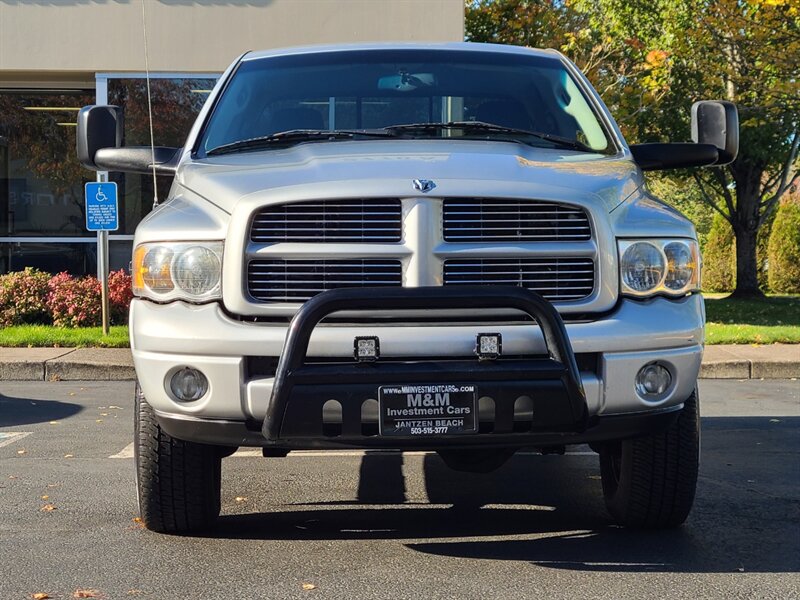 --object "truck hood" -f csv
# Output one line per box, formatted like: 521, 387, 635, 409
178, 140, 643, 214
